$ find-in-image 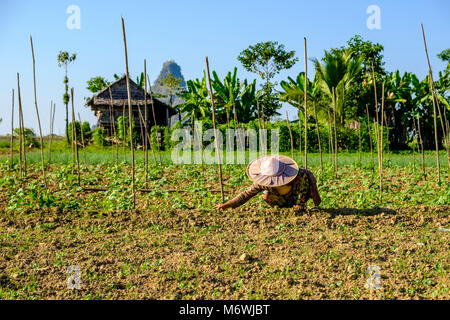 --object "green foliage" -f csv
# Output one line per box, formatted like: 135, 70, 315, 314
116, 116, 137, 145
238, 41, 298, 119
93, 127, 106, 146
13, 128, 39, 147
151, 126, 170, 151
86, 76, 110, 93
